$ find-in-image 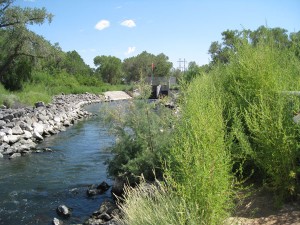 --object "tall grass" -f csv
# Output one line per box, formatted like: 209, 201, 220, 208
1, 71, 131, 106
116, 179, 183, 225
